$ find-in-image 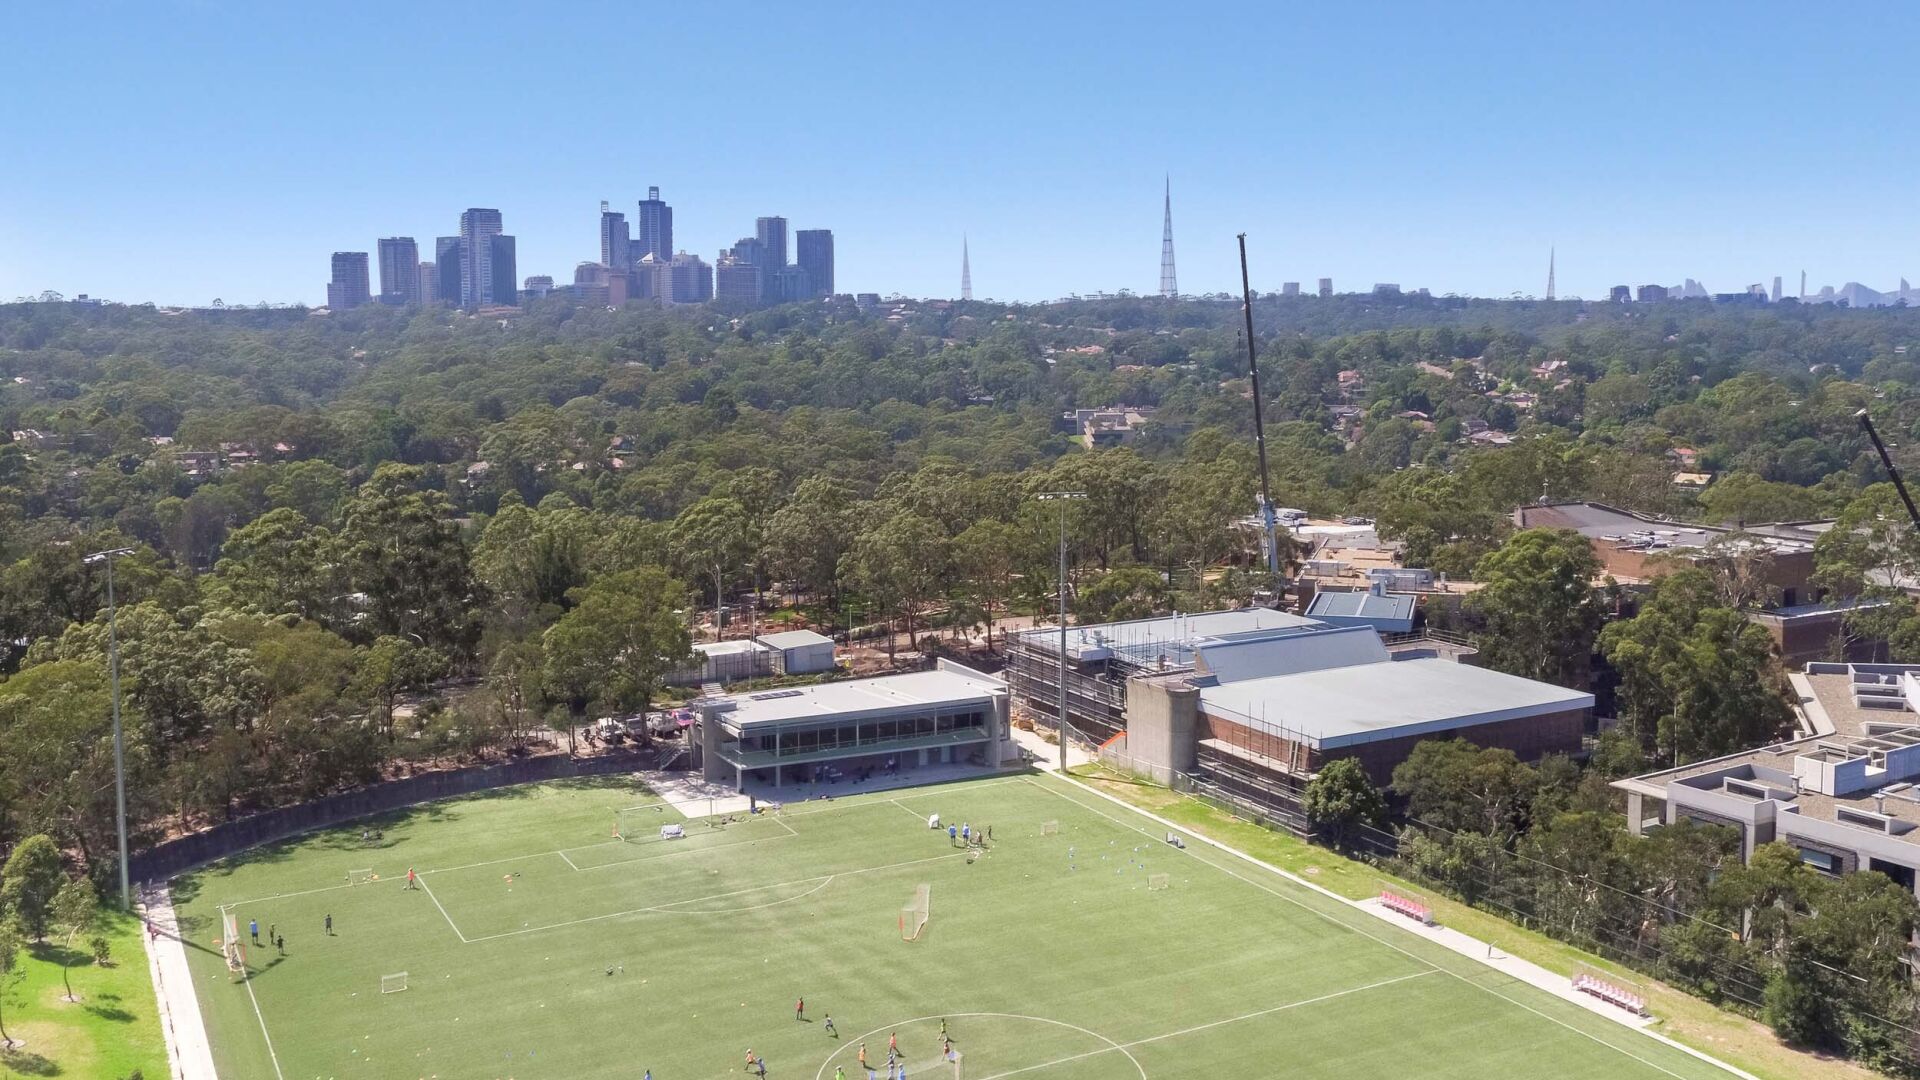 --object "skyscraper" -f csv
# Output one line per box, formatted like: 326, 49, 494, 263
1771, 276, 1783, 303
327, 252, 370, 309
418, 262, 440, 306
795, 229, 834, 297
1159, 176, 1177, 299
1318, 278, 1332, 298
661, 252, 712, 304
636, 187, 672, 261
435, 237, 463, 305
755, 216, 788, 272
377, 237, 420, 304
961, 236, 972, 301
600, 203, 631, 271
490, 233, 518, 307
715, 256, 763, 303
459, 208, 504, 308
